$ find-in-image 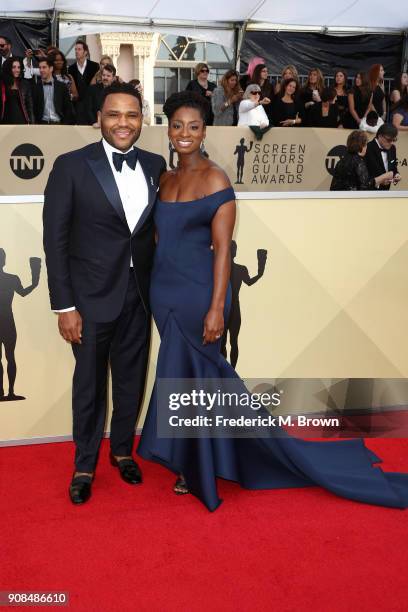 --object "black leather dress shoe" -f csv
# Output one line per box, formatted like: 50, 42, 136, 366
110, 453, 142, 484
69, 474, 93, 504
